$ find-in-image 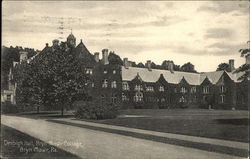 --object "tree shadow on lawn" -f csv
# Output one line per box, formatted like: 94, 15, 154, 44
1, 125, 81, 159
215, 118, 249, 126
